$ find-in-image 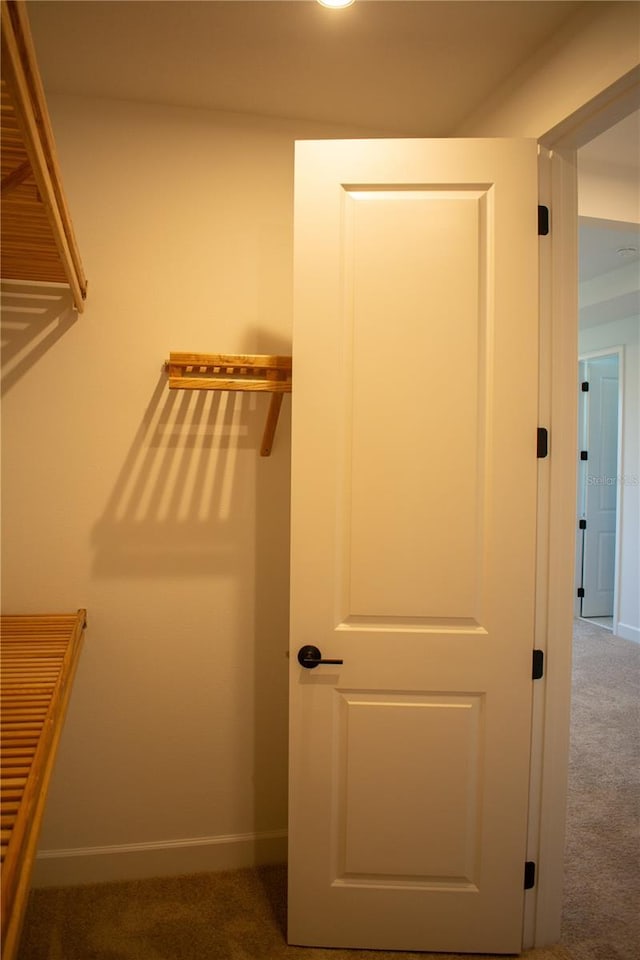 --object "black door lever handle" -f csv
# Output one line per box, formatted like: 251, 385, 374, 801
297, 644, 344, 669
